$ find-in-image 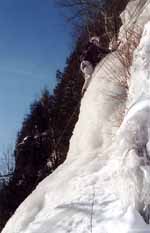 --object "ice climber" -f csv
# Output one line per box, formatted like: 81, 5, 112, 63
80, 36, 113, 94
